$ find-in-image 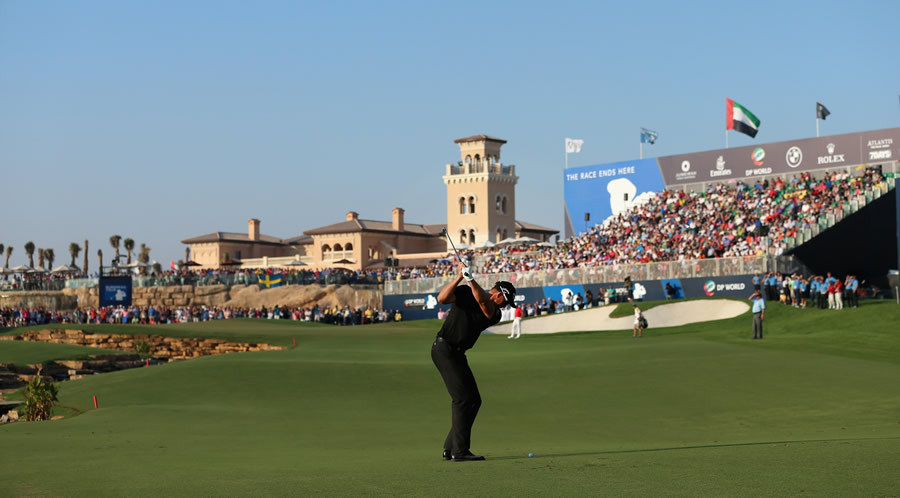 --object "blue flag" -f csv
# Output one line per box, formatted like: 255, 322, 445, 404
640, 128, 658, 144
258, 273, 283, 289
